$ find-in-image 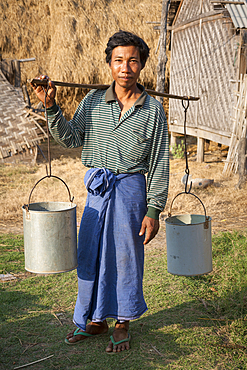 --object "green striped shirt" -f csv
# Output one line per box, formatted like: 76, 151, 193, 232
47, 82, 169, 219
